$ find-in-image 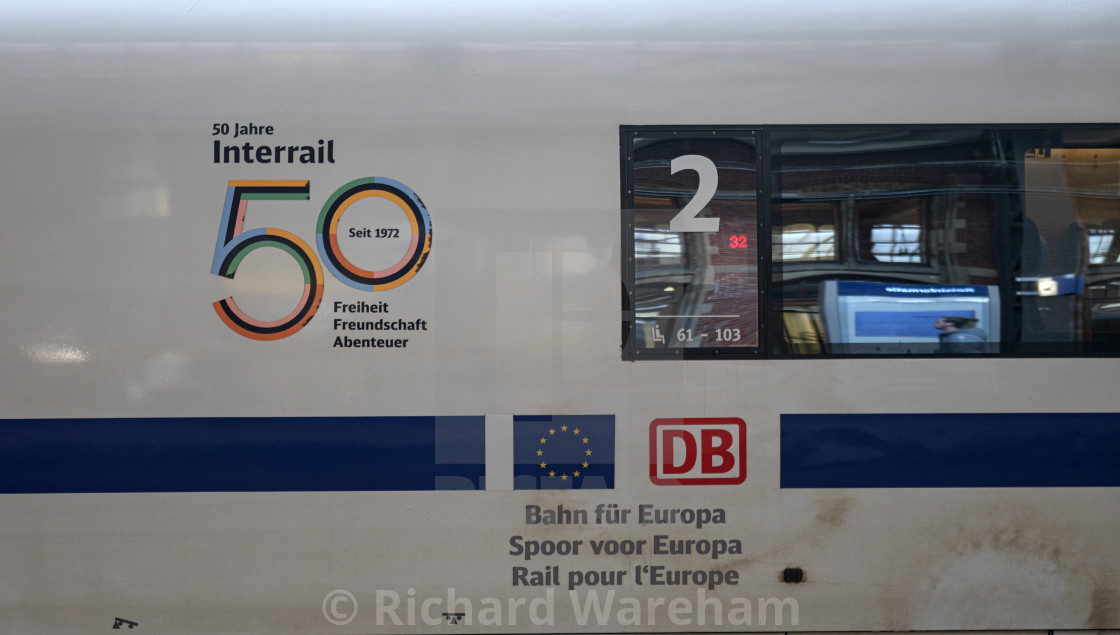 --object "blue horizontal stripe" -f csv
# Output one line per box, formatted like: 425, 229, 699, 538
781, 413, 1120, 488
0, 416, 484, 493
